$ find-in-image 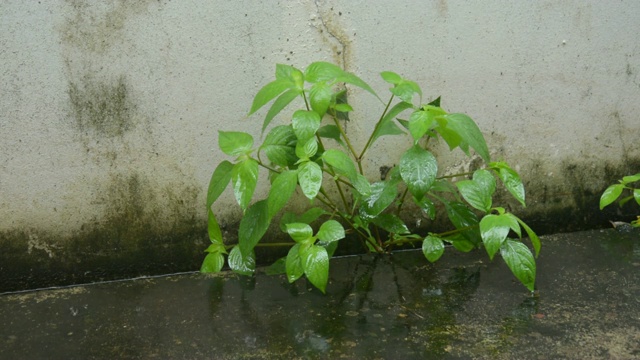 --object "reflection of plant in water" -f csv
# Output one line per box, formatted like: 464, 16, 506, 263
202, 61, 540, 293
600, 173, 640, 228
